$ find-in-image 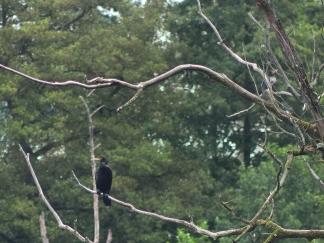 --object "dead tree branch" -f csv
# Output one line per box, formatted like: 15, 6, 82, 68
80, 96, 100, 243
235, 152, 294, 241
73, 158, 324, 242
305, 161, 324, 189
106, 229, 112, 243
71, 171, 246, 240
19, 145, 93, 243
226, 104, 256, 118
247, 12, 300, 99
39, 212, 49, 243
258, 219, 324, 241
312, 63, 324, 86
256, 0, 324, 138
196, 0, 268, 82
0, 63, 317, 136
